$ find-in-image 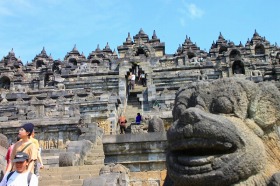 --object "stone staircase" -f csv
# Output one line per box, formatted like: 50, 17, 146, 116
41, 149, 67, 168
84, 137, 105, 166
126, 90, 142, 124
39, 143, 104, 186
39, 164, 103, 186
39, 128, 105, 186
